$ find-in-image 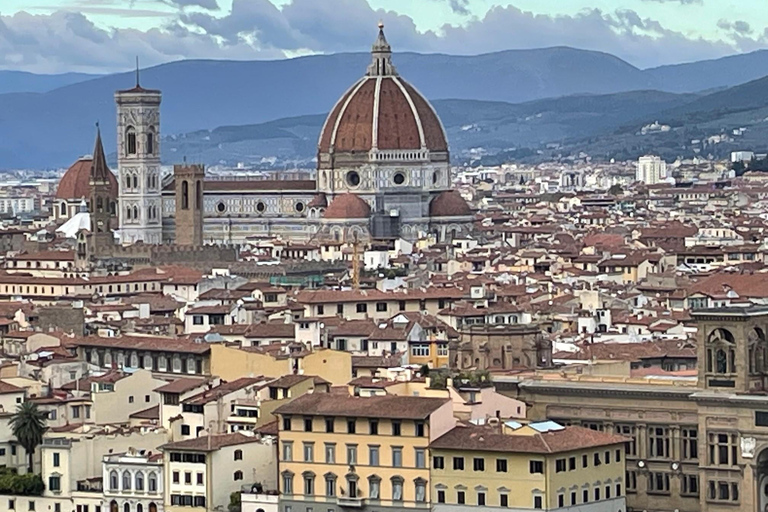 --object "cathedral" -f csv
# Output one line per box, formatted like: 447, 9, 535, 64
55, 25, 473, 247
